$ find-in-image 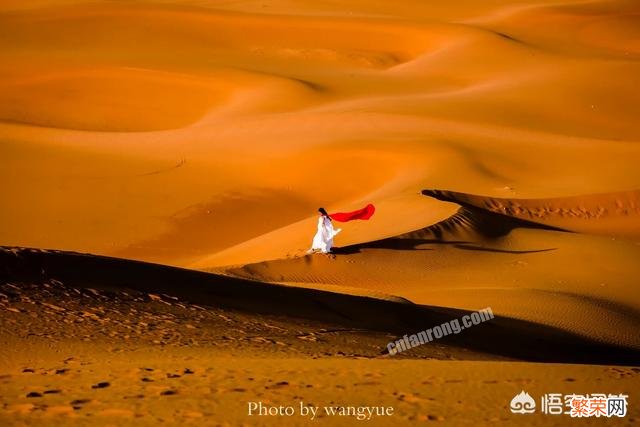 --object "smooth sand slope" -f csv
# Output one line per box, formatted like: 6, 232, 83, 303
1, 0, 640, 266
222, 190, 640, 350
